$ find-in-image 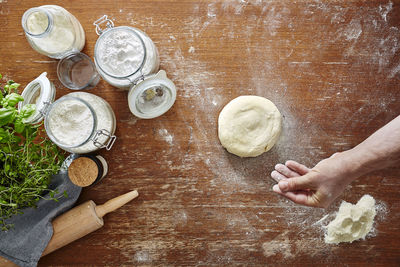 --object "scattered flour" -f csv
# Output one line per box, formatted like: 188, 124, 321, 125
120, 115, 138, 126
262, 231, 292, 258
261, 229, 329, 260
342, 18, 362, 41
325, 195, 376, 244
134, 250, 151, 263
158, 128, 174, 145
379, 1, 393, 22
207, 3, 217, 18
